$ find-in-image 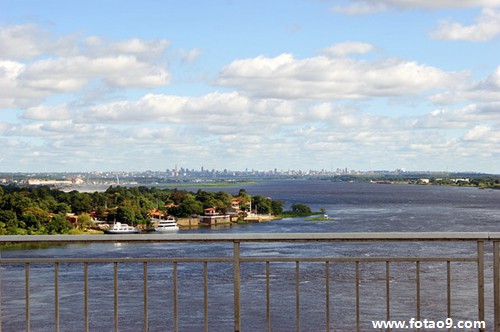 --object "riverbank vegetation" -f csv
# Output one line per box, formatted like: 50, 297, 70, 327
328, 174, 500, 189
281, 204, 326, 218
0, 185, 289, 235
